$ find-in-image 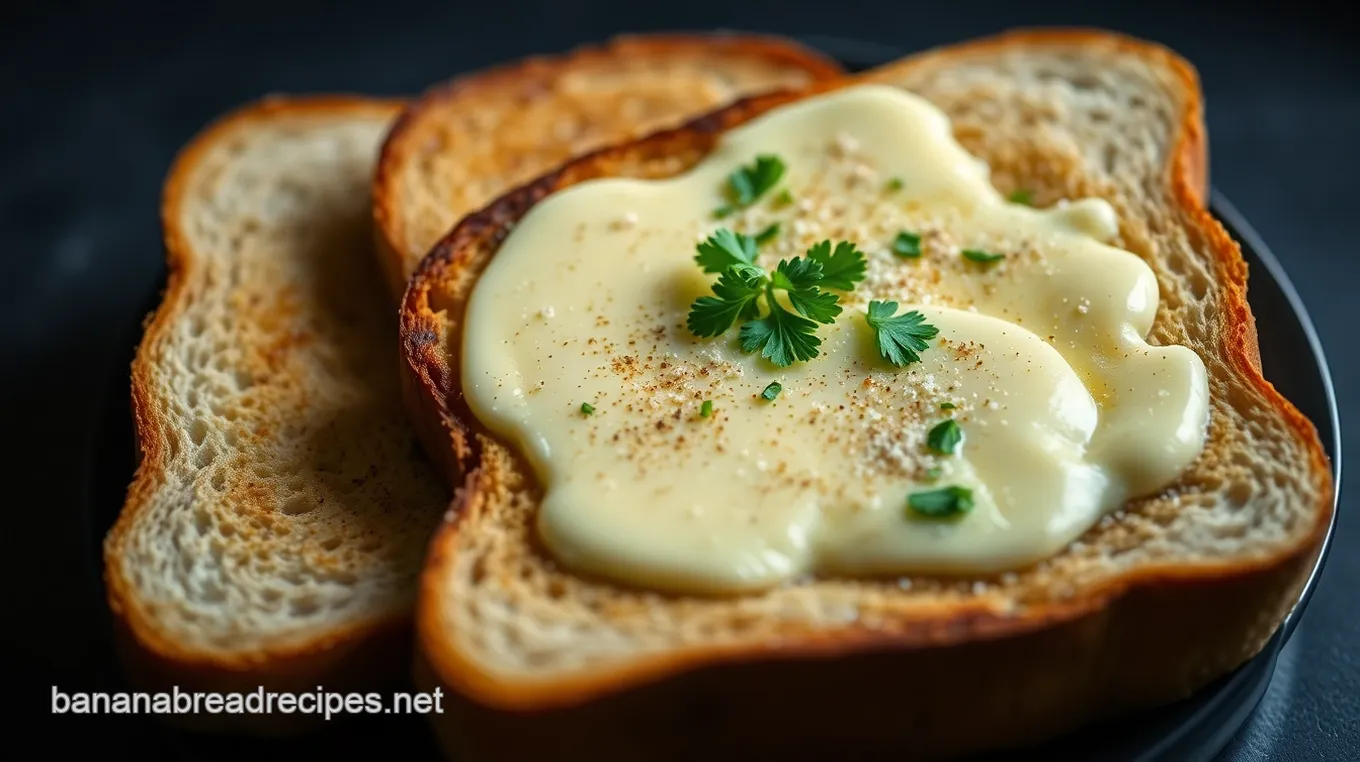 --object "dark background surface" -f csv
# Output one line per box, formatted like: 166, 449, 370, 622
3, 0, 1355, 757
